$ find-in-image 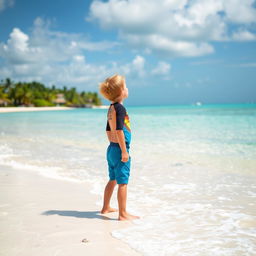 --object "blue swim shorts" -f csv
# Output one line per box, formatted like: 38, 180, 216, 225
106, 142, 131, 184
